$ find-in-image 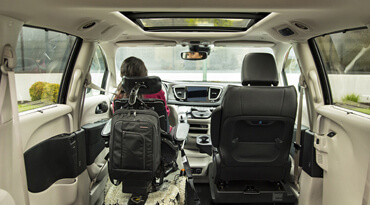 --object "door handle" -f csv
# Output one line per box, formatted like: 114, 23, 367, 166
95, 101, 108, 114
